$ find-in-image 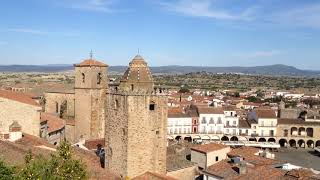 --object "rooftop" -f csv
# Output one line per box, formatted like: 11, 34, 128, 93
191, 143, 229, 154
40, 113, 65, 133
132, 172, 177, 180
255, 109, 277, 119
0, 90, 40, 107
74, 59, 108, 67
198, 107, 224, 115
